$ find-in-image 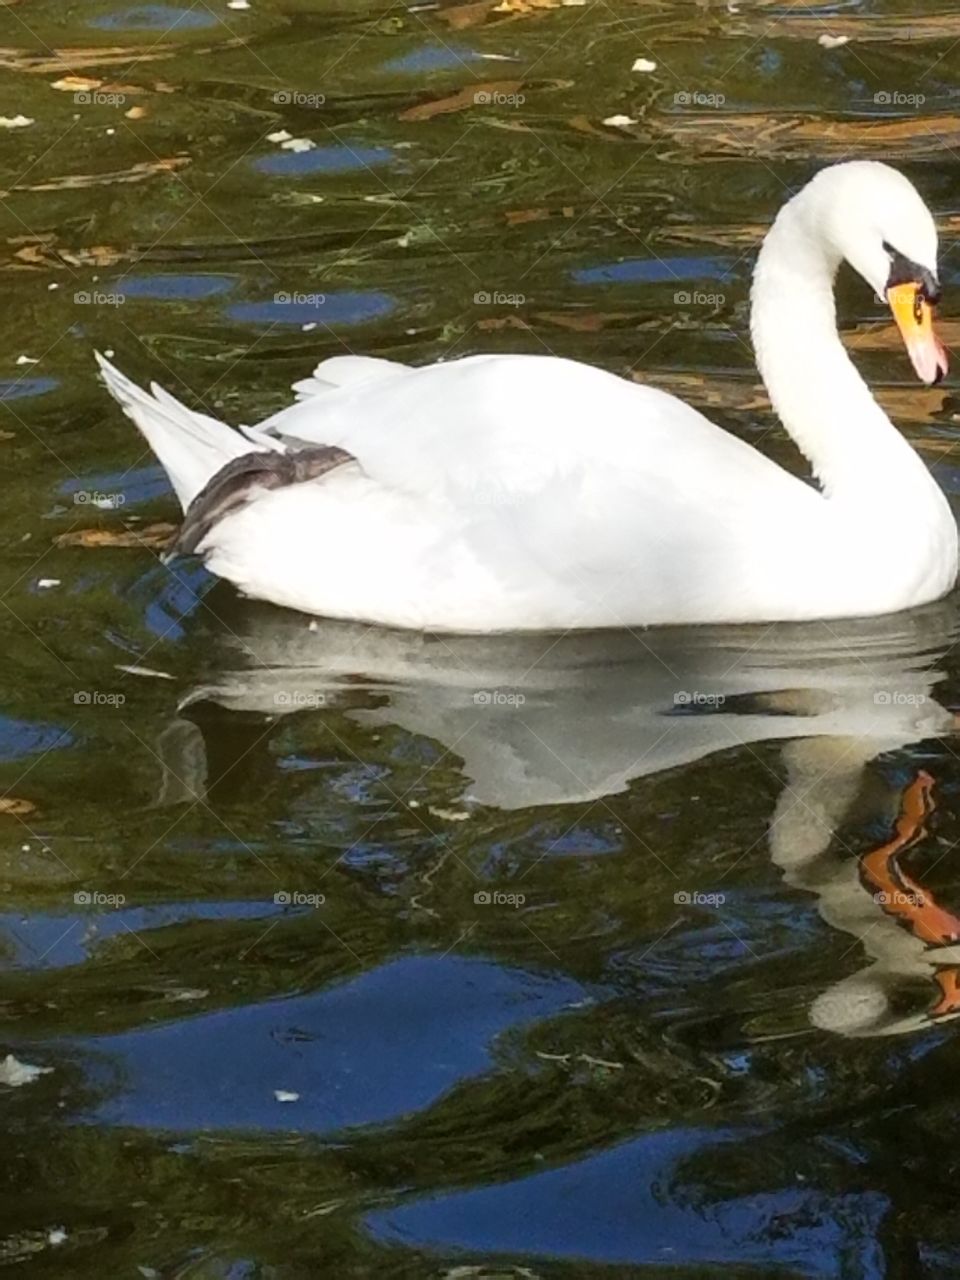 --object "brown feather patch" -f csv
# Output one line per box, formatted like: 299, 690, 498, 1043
165, 445, 355, 561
